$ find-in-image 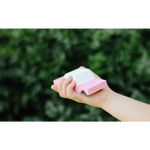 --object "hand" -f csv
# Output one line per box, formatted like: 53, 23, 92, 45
51, 66, 112, 108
